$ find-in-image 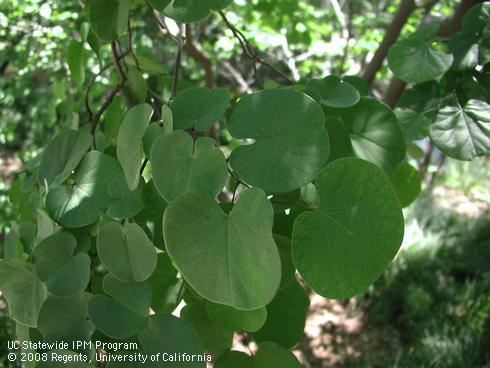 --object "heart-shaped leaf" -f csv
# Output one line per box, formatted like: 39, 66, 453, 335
46, 151, 128, 227
33, 231, 90, 297
0, 260, 47, 327
38, 130, 91, 188
292, 157, 404, 299
117, 104, 154, 191
253, 280, 309, 348
339, 97, 406, 174
388, 28, 453, 84
430, 99, 490, 160
97, 222, 157, 282
148, 253, 183, 314
137, 314, 206, 367
305, 76, 360, 108
228, 89, 329, 192
163, 188, 281, 310
151, 131, 228, 202
170, 87, 230, 132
